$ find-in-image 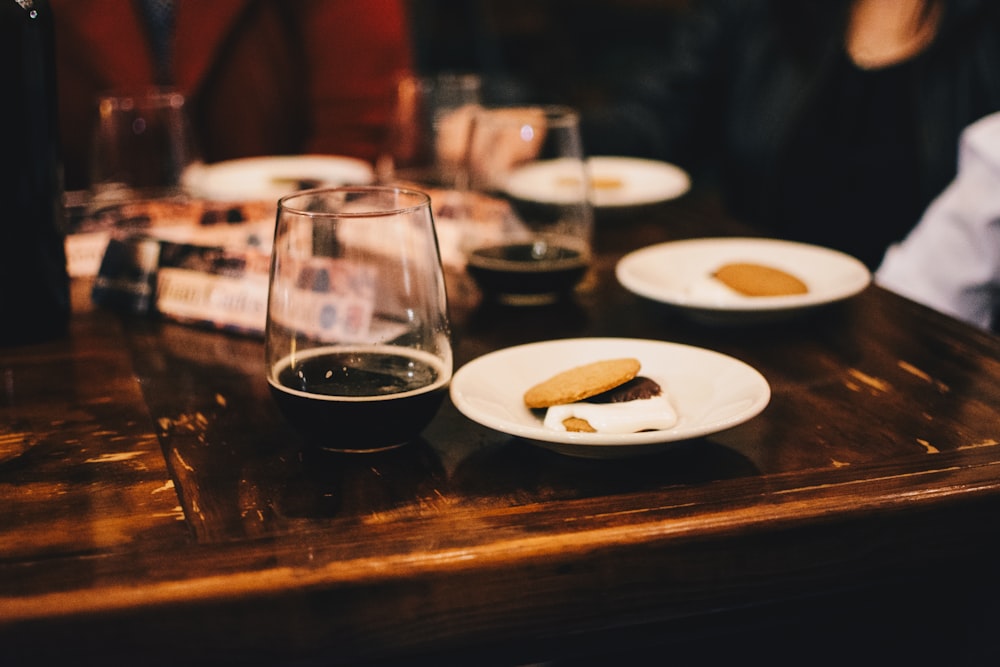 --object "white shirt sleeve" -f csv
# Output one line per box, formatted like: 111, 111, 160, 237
875, 112, 1000, 331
